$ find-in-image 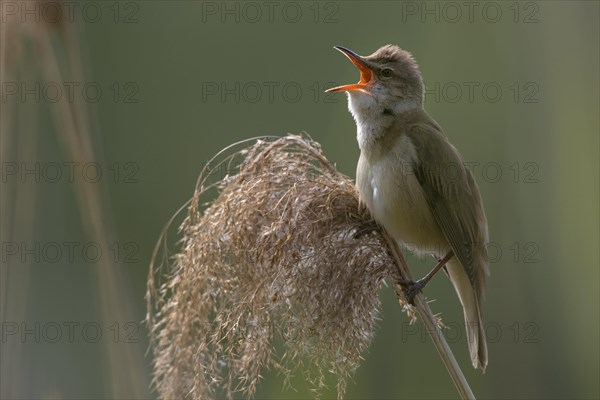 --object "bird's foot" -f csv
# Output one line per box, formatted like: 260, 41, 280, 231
399, 278, 428, 305
353, 219, 380, 239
